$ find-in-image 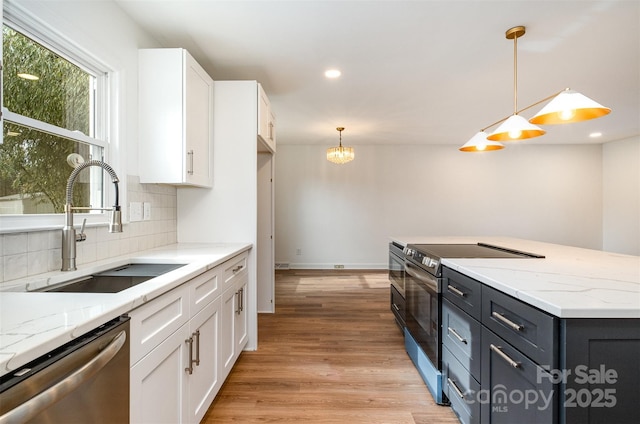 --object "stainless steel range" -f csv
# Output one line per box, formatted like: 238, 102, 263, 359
402, 242, 543, 405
